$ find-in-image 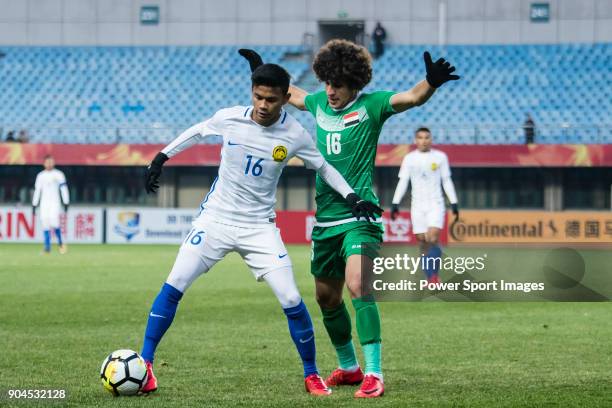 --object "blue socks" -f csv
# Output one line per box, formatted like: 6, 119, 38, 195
141, 287, 318, 377
424, 245, 442, 279
141, 283, 184, 363
43, 230, 51, 252
43, 228, 64, 251
54, 228, 63, 246
283, 300, 318, 377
